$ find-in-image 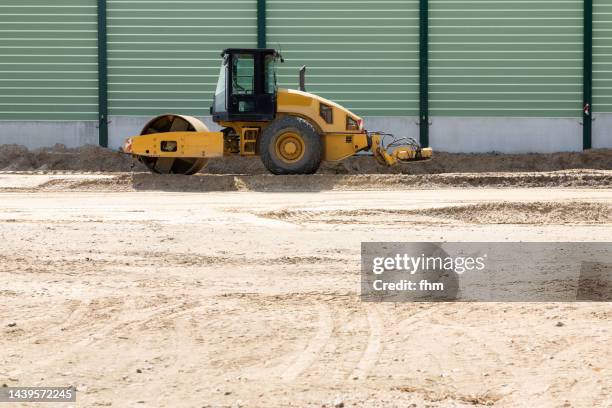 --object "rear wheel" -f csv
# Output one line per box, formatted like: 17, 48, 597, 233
260, 116, 322, 175
139, 114, 208, 175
